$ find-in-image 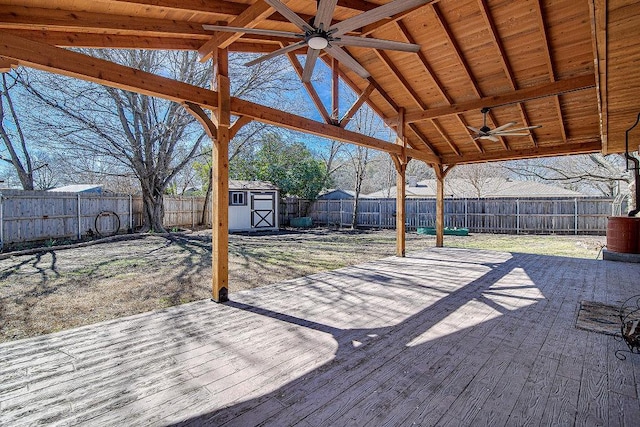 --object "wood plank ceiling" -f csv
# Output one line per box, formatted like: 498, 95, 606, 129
0, 0, 637, 166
